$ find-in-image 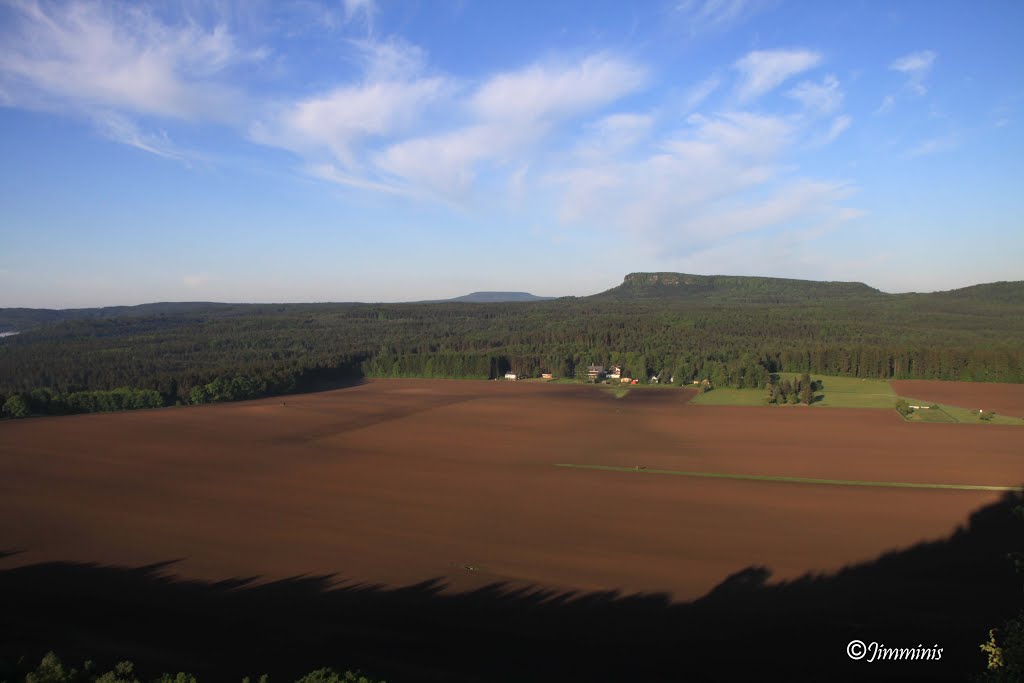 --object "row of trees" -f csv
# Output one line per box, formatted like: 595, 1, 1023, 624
2, 387, 164, 418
